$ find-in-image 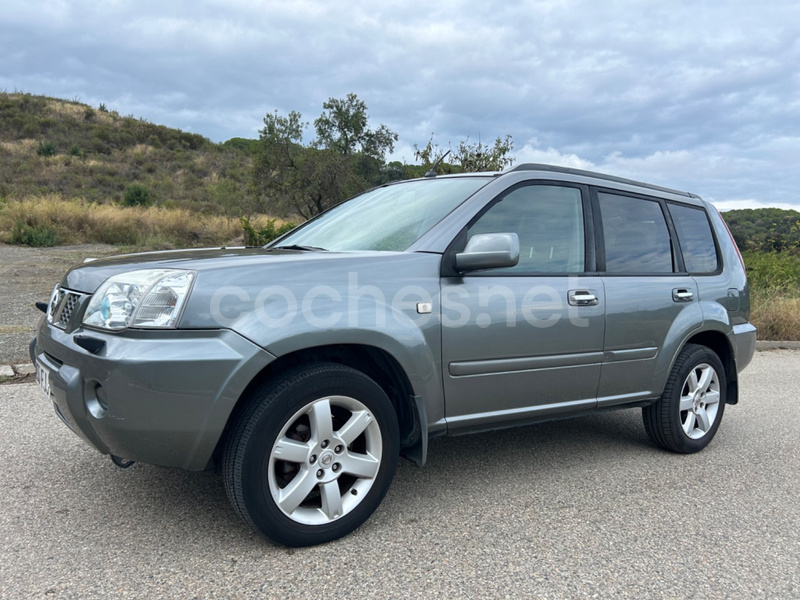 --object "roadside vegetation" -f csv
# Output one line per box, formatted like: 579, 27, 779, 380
0, 196, 290, 250
742, 251, 800, 340
726, 209, 800, 340
1, 92, 799, 338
